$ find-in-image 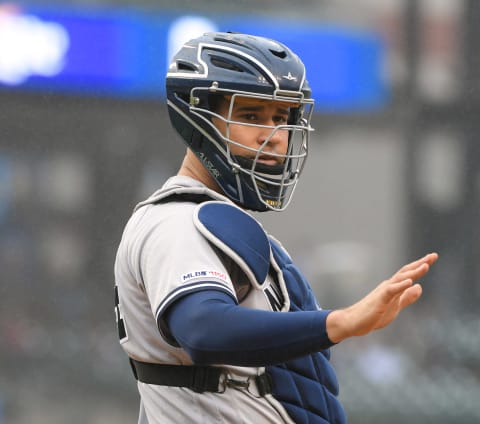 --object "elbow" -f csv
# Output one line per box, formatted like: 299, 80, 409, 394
178, 332, 219, 365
